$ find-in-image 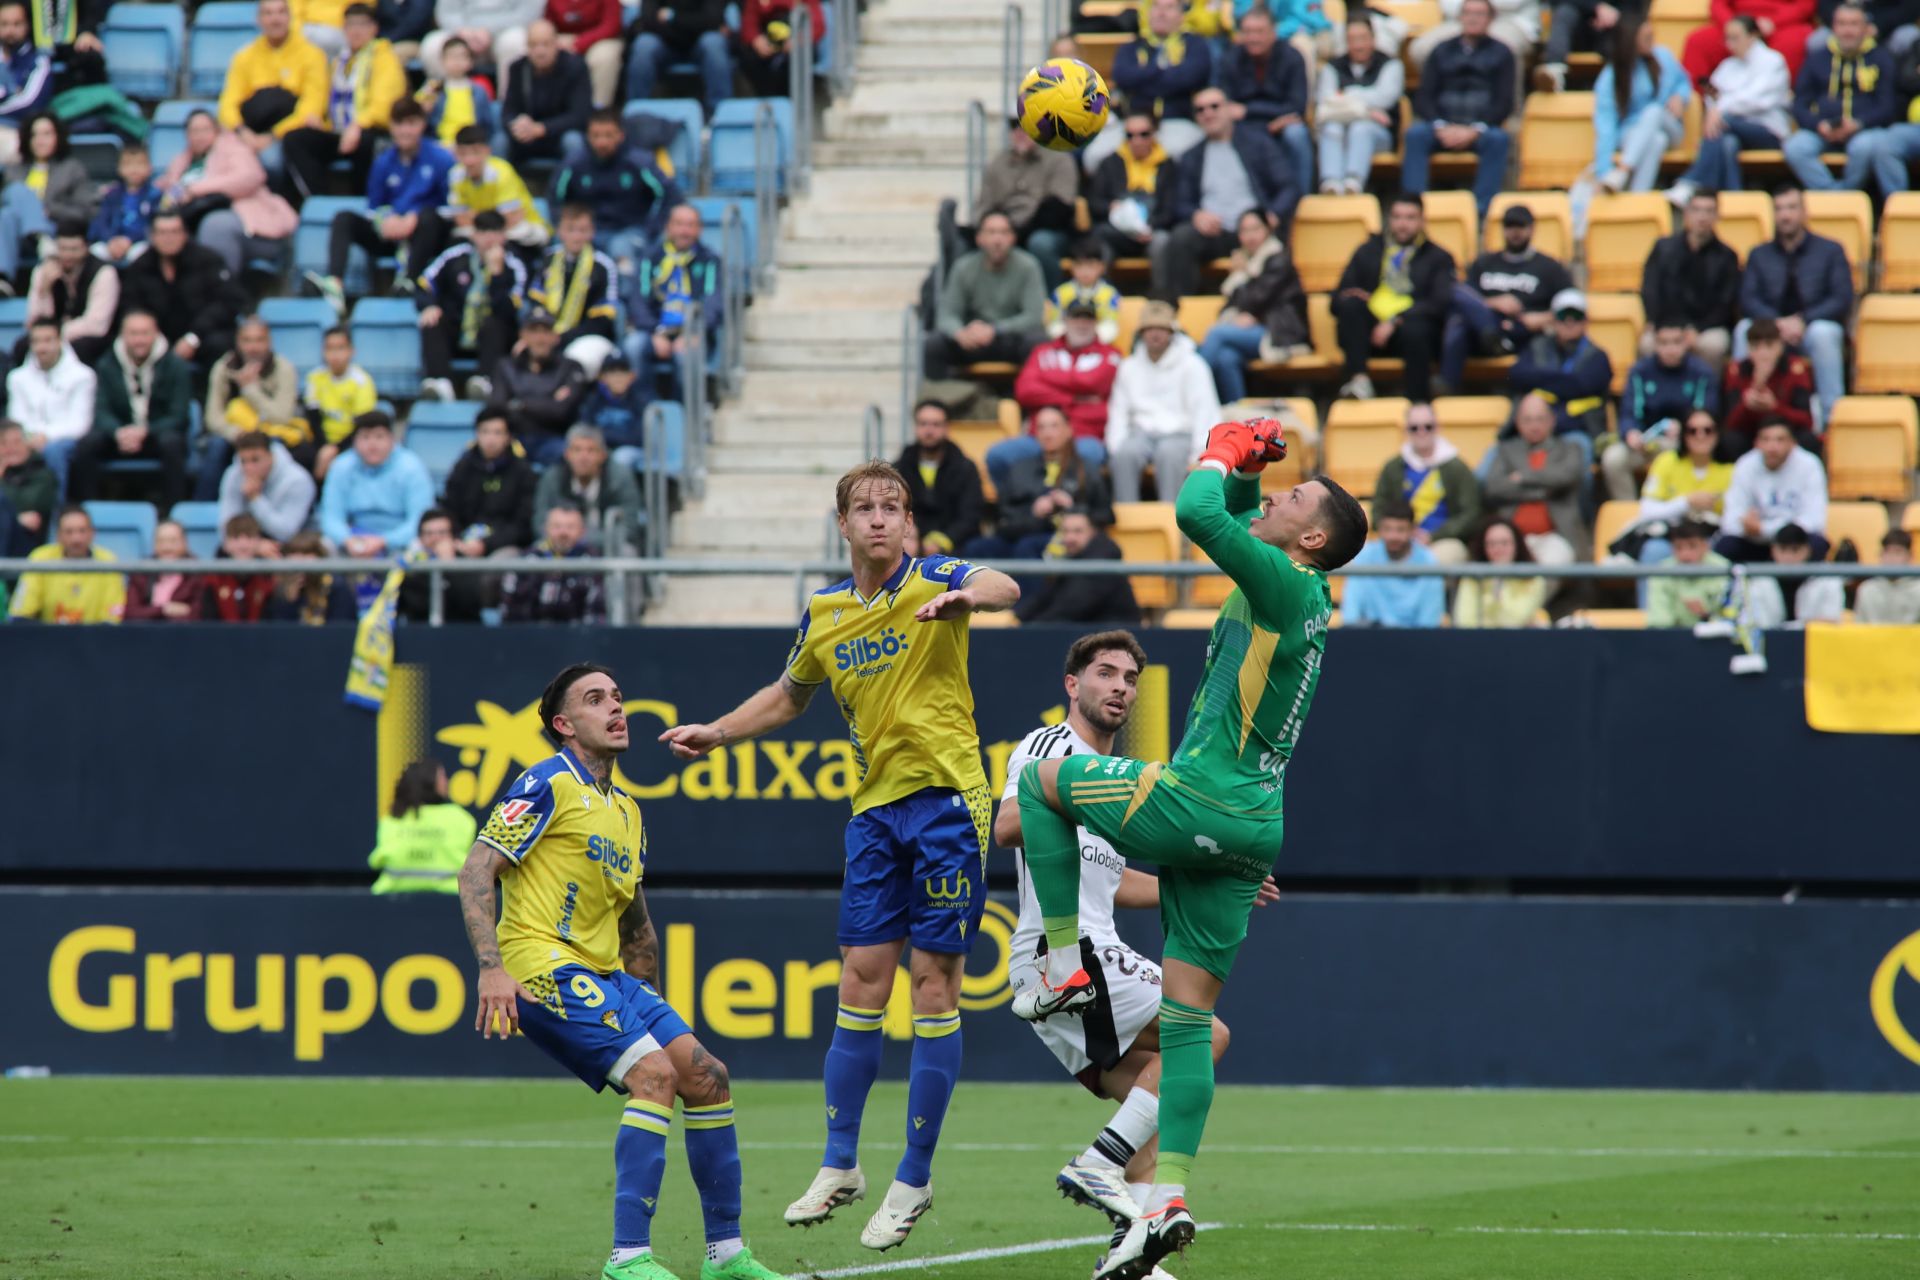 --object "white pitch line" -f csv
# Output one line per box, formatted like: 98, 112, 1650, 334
803, 1232, 1109, 1277
1263, 1222, 1920, 1244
